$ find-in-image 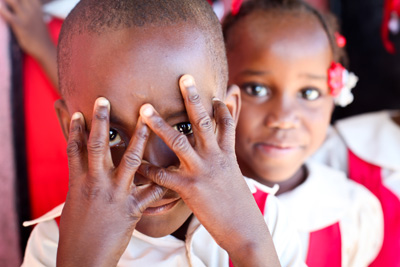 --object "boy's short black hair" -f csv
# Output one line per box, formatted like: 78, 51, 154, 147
58, 0, 227, 97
